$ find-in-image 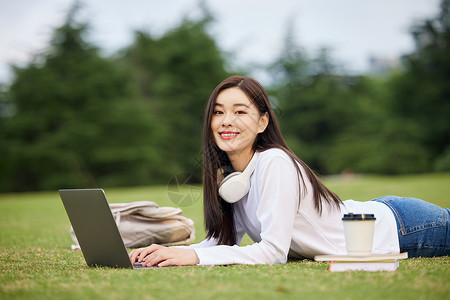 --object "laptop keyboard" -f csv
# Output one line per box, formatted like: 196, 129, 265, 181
133, 262, 156, 269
